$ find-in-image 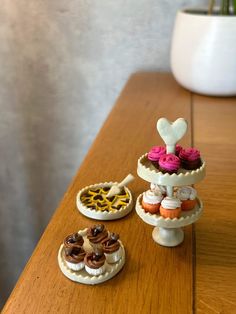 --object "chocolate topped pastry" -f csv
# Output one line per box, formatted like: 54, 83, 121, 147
64, 246, 86, 264
84, 249, 107, 276
102, 233, 122, 263
64, 246, 86, 271
87, 224, 108, 247
102, 233, 120, 254
84, 249, 106, 269
64, 232, 84, 249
